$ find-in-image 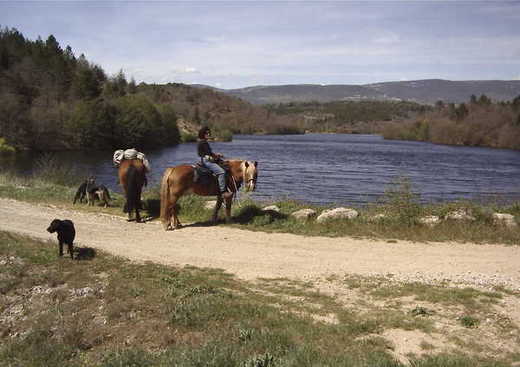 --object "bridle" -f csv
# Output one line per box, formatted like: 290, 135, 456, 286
242, 162, 257, 189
